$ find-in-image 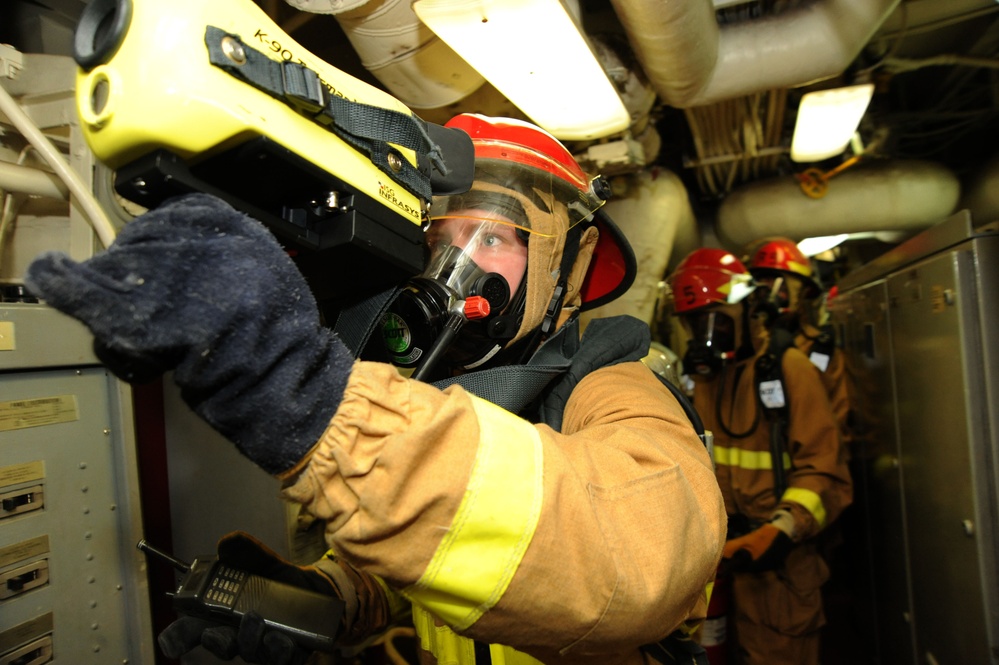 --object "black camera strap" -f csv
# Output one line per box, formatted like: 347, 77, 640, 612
204, 26, 450, 202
